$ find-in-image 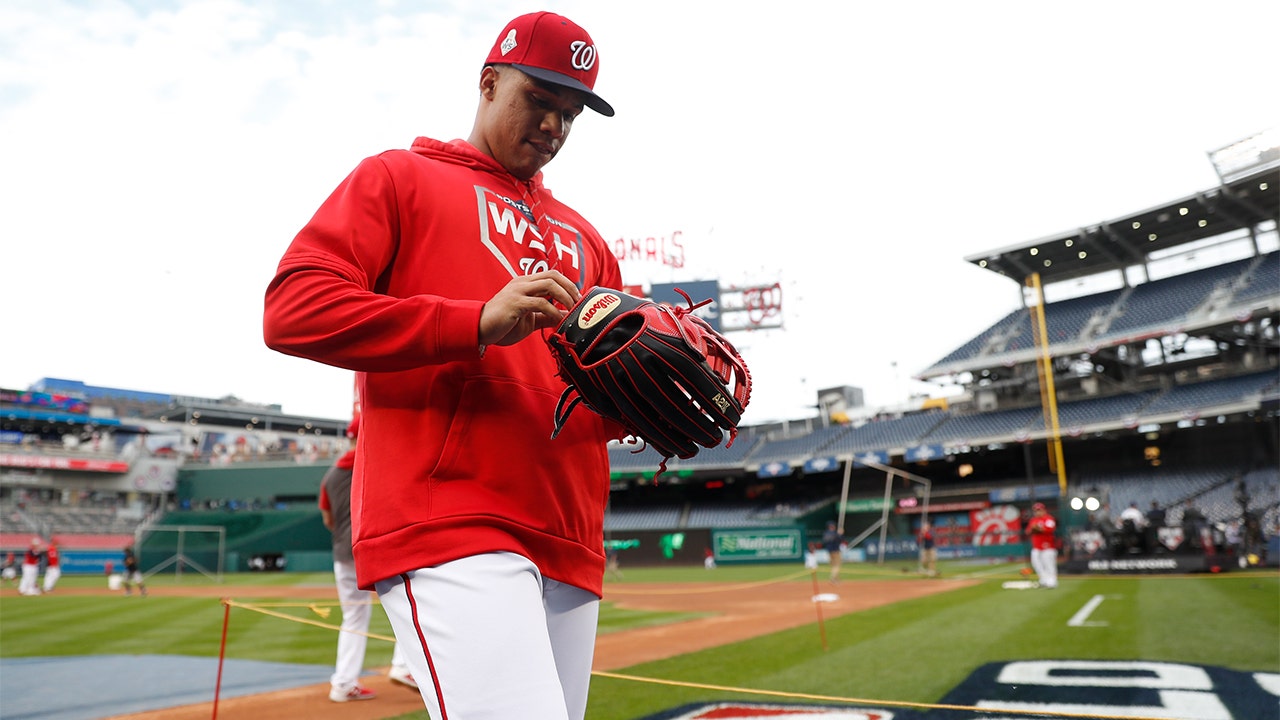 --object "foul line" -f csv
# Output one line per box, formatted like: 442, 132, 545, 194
1067, 594, 1109, 627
